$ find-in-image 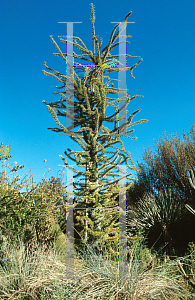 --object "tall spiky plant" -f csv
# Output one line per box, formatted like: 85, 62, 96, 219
42, 3, 148, 250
